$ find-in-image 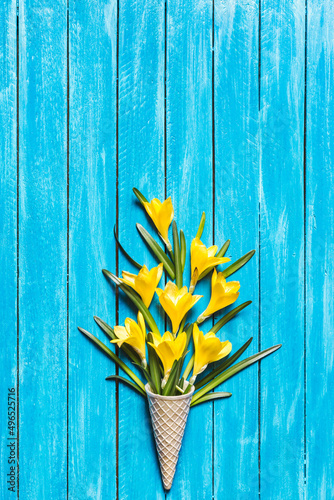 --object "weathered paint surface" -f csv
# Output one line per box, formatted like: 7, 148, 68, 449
214, 1, 259, 498
68, 1, 117, 499
18, 1, 68, 498
1, 0, 333, 499
260, 0, 305, 498
306, 1, 334, 499
117, 0, 165, 498
0, 0, 17, 496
